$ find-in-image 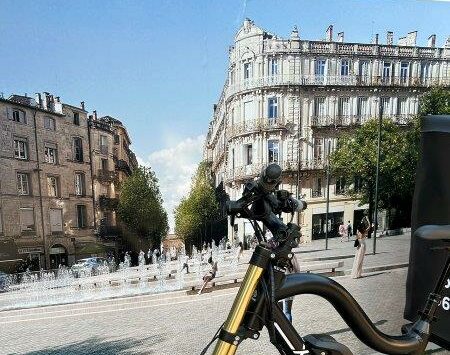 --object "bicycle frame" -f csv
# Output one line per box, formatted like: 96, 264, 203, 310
212, 243, 449, 355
